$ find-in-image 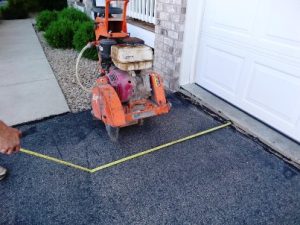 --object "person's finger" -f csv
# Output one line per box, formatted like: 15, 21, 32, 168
7, 147, 14, 155
18, 130, 22, 138
15, 144, 21, 152
6, 147, 13, 155
0, 147, 9, 154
